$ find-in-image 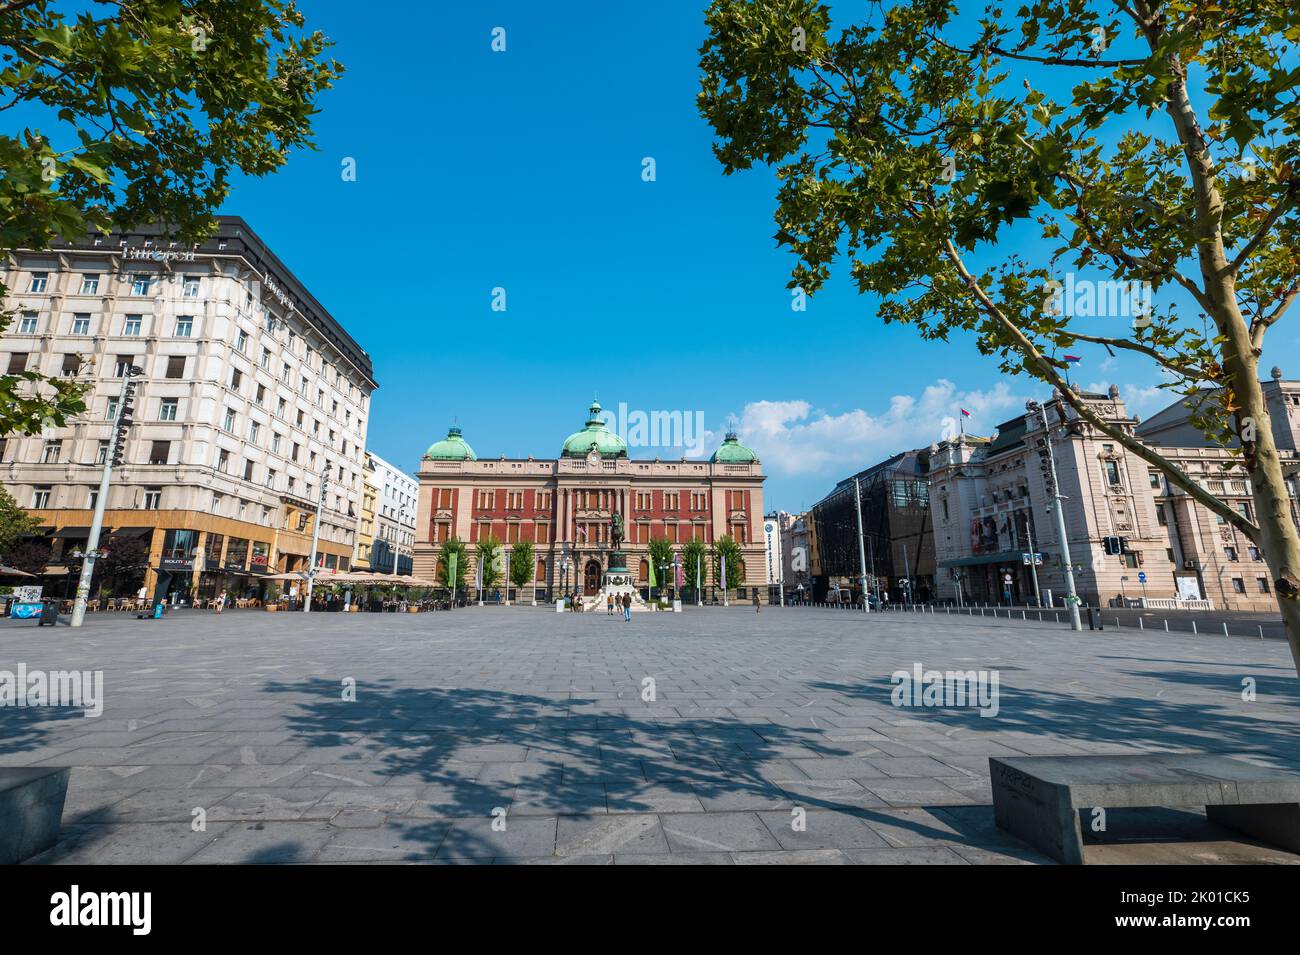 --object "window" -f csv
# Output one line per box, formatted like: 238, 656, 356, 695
95, 441, 109, 466
223, 408, 237, 432
1231, 577, 1246, 594
1148, 471, 1161, 488
143, 487, 162, 509
164, 356, 185, 379
41, 440, 62, 463
242, 460, 255, 481
260, 348, 271, 369
1258, 577, 1271, 593
17, 314, 37, 334
148, 441, 170, 465
80, 274, 99, 295
87, 489, 98, 510
60, 354, 81, 376
114, 355, 134, 377
105, 398, 119, 420
159, 398, 178, 421
271, 433, 282, 454
1104, 460, 1121, 485
175, 316, 193, 337
182, 276, 200, 298
124, 315, 142, 336
291, 442, 300, 462
248, 420, 260, 443
29, 272, 48, 293
255, 384, 265, 406
71, 314, 90, 335
235, 329, 248, 353
1249, 546, 1262, 561
1225, 546, 1239, 562
130, 274, 151, 296
6, 353, 29, 374
32, 486, 51, 508
229, 367, 242, 390
217, 449, 230, 473
1235, 502, 1252, 521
